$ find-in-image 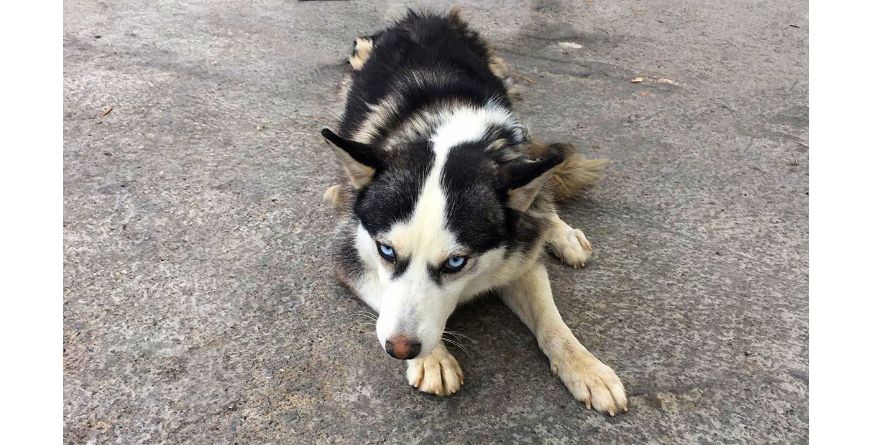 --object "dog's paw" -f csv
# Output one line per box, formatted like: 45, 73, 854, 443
551, 353, 628, 415
406, 344, 463, 396
549, 228, 593, 268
